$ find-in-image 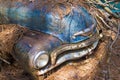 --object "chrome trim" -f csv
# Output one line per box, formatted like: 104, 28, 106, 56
51, 32, 101, 65
73, 17, 97, 37
37, 40, 99, 75
33, 51, 49, 69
